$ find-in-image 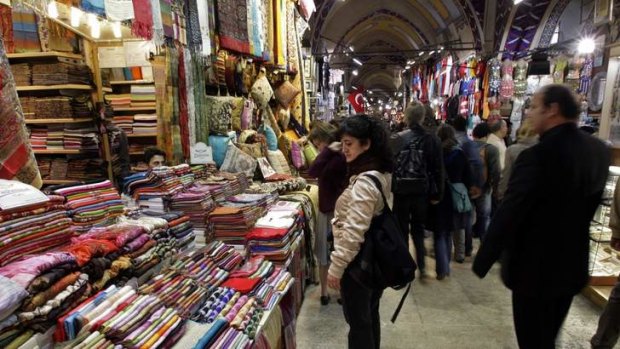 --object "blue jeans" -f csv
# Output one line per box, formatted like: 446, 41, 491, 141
433, 229, 452, 276
473, 191, 492, 241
